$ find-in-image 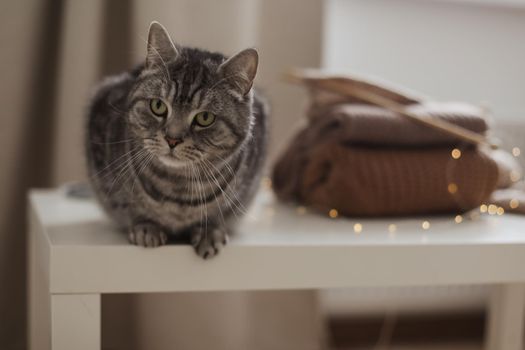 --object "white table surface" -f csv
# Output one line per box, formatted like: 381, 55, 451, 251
28, 186, 525, 350
29, 187, 525, 294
